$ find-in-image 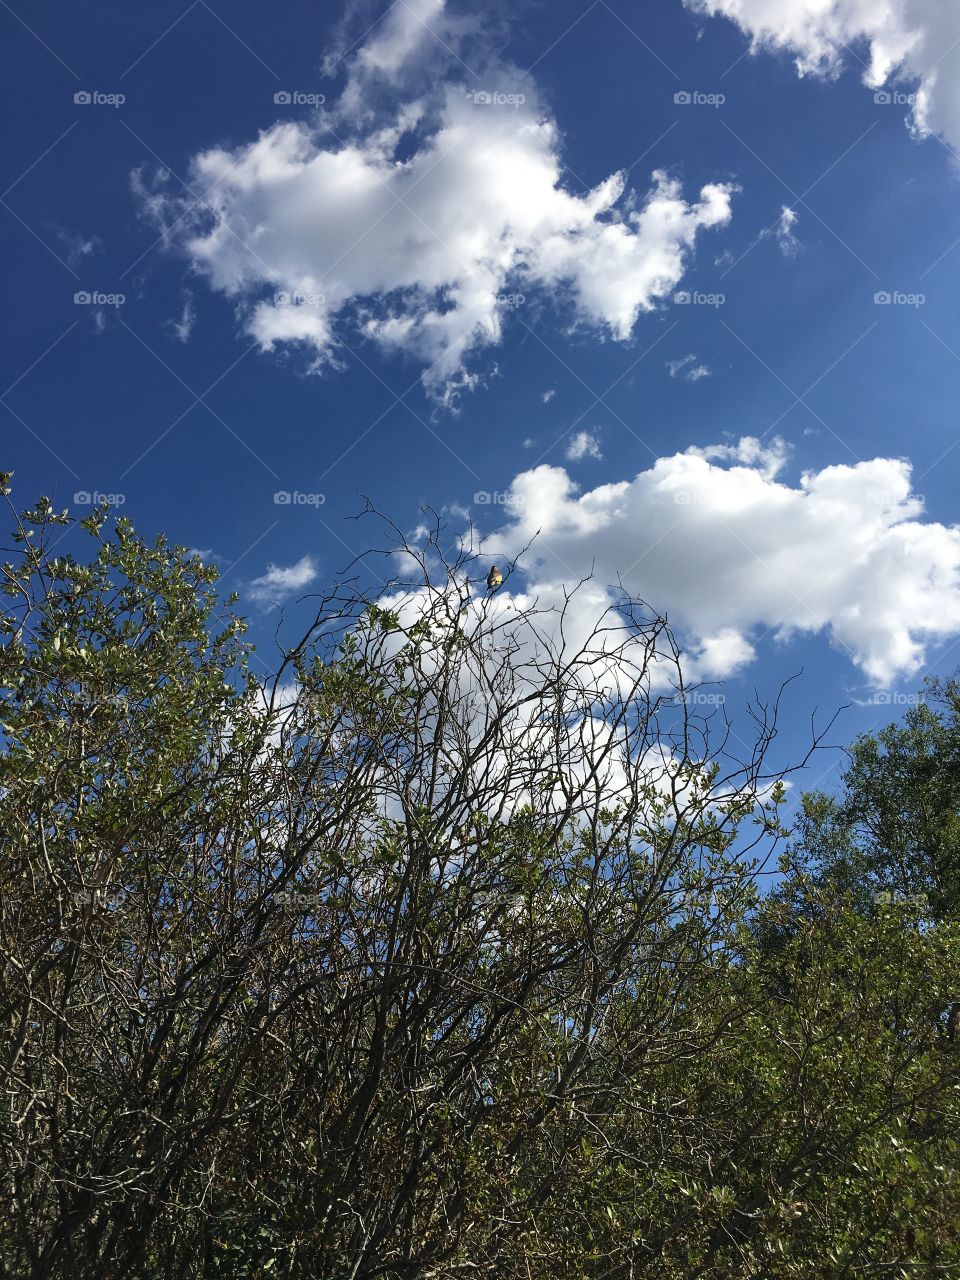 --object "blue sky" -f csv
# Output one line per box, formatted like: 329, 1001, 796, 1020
4, 0, 960, 808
